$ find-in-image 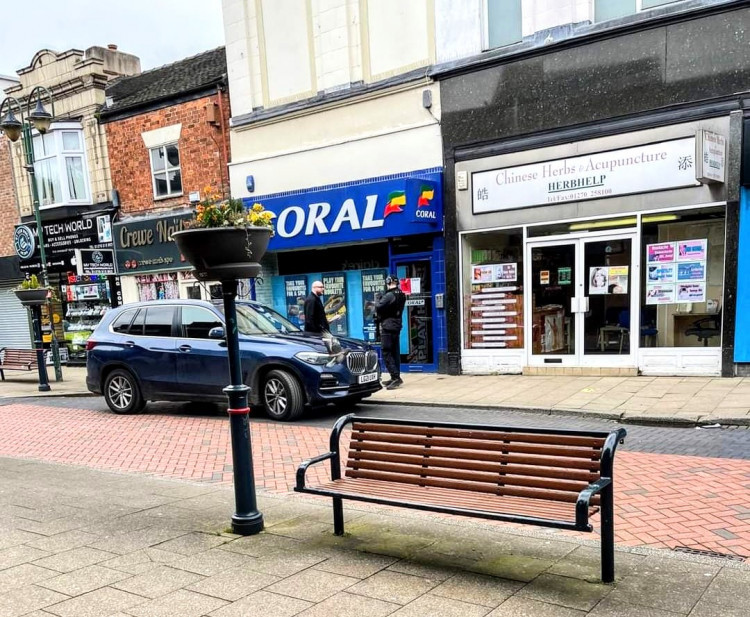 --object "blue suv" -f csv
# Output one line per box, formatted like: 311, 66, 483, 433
86, 300, 381, 421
